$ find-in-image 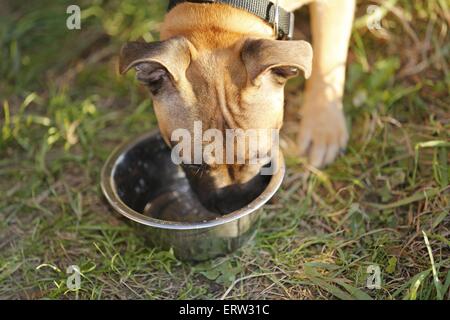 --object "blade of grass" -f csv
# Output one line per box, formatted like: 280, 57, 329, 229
422, 231, 443, 300
333, 278, 373, 300
413, 140, 450, 184
307, 276, 354, 300
441, 271, 450, 299
404, 270, 431, 300
365, 187, 442, 210
436, 147, 448, 188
